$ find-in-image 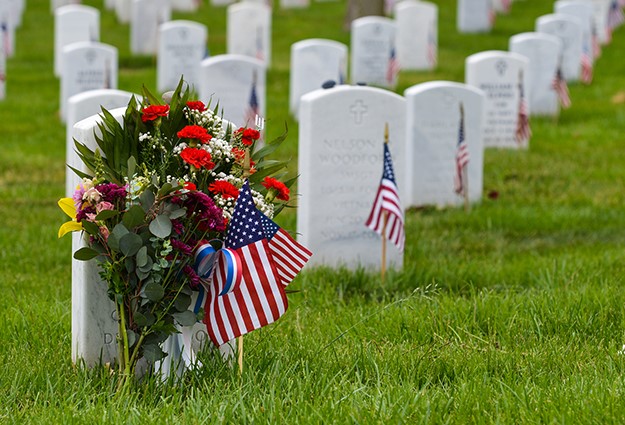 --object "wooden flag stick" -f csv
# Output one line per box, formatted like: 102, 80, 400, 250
380, 123, 390, 284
